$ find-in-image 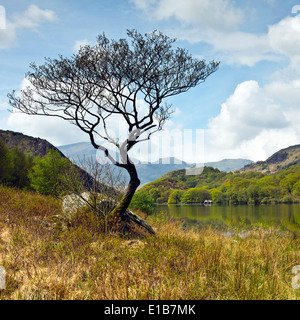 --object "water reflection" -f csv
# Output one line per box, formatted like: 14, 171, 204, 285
157, 204, 300, 232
